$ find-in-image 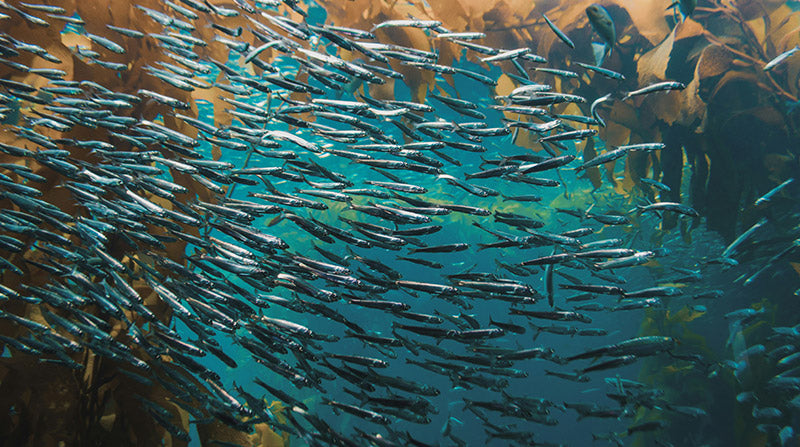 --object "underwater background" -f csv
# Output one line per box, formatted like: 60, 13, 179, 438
0, 0, 799, 446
